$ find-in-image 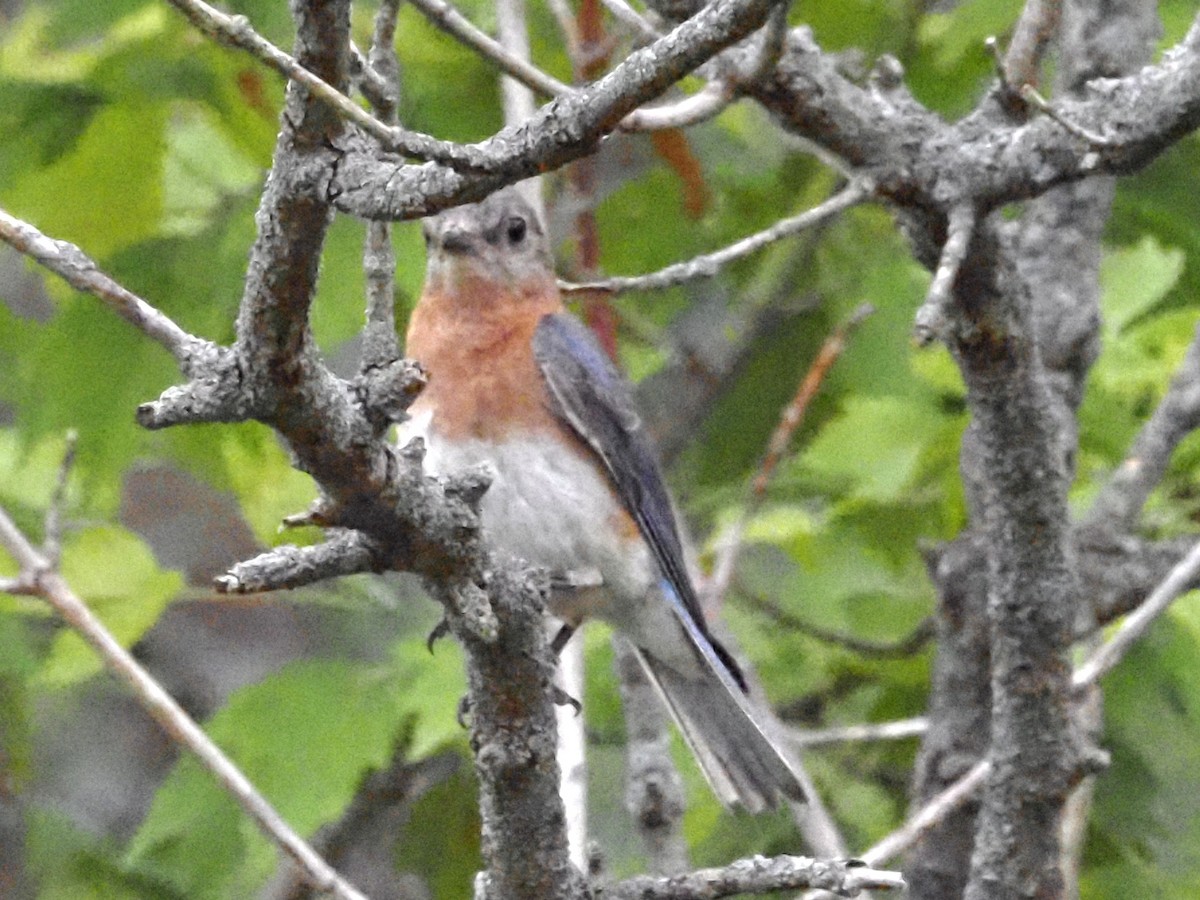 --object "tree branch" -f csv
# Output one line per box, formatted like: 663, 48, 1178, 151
860, 760, 992, 869
0, 208, 212, 370
329, 0, 788, 218
162, 0, 502, 169
214, 530, 386, 594
614, 636, 689, 876
605, 854, 905, 899
1003, 0, 1062, 91
914, 204, 976, 345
